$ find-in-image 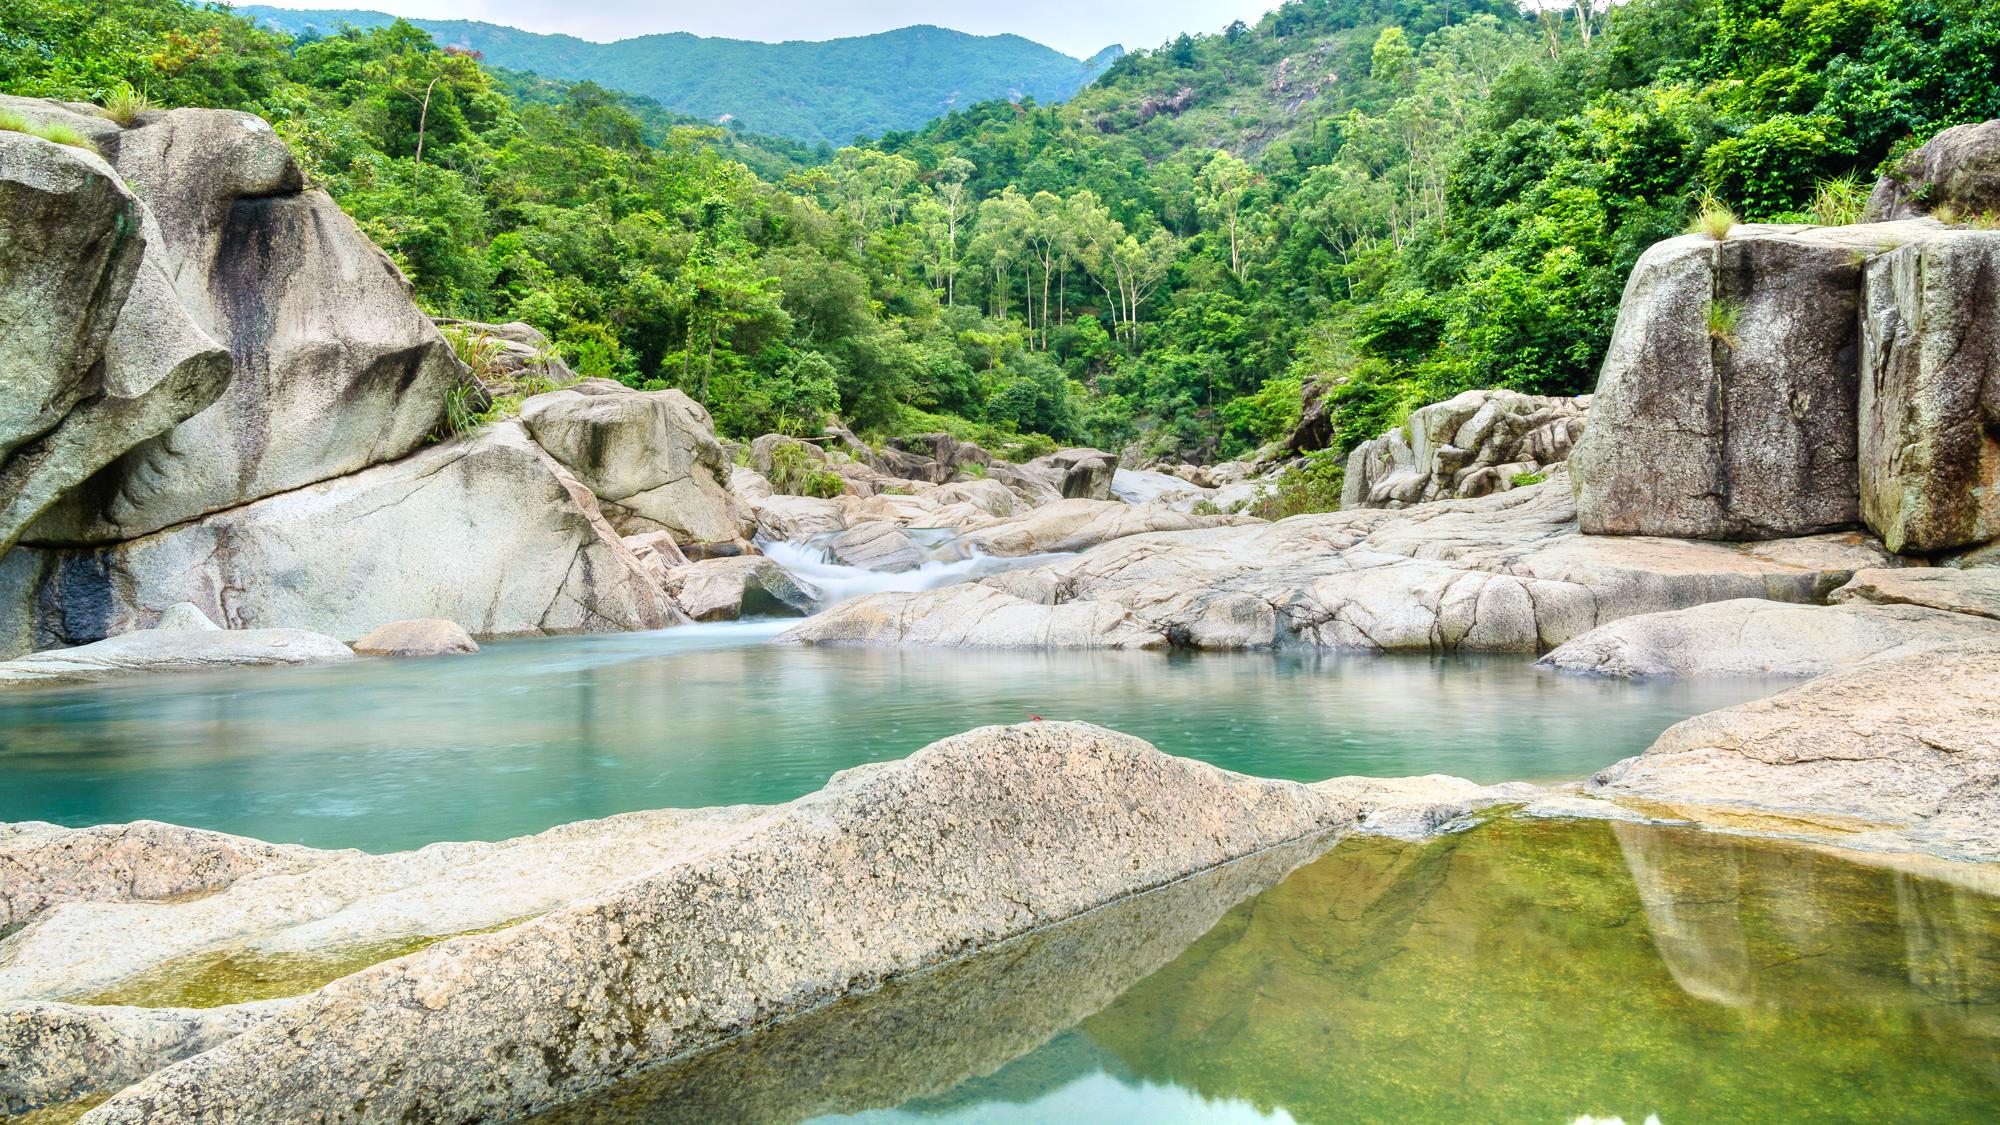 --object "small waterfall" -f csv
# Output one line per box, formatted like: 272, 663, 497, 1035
758, 532, 1066, 608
